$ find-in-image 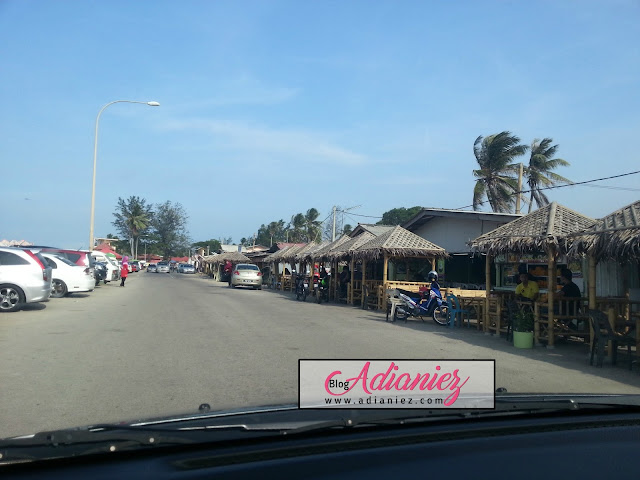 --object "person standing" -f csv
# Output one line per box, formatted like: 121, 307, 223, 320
120, 257, 129, 287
